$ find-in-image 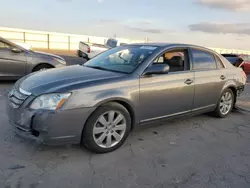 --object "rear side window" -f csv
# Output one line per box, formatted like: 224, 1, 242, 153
191, 49, 216, 70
